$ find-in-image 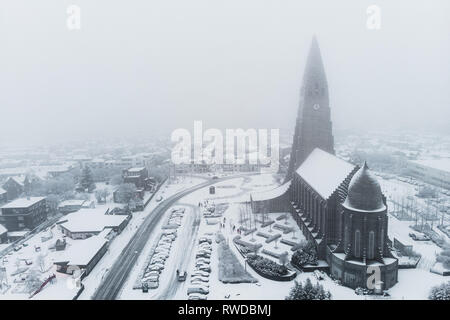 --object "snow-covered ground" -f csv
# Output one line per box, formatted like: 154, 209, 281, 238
0, 176, 208, 300
2, 171, 448, 300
